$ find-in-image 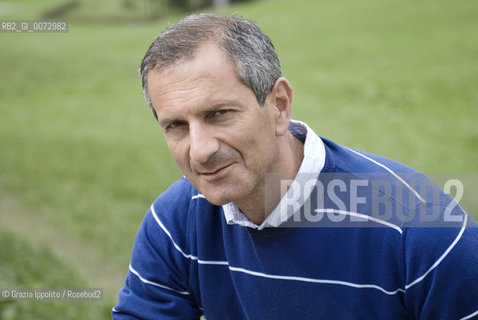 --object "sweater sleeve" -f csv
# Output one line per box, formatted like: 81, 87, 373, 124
402, 199, 478, 320
113, 183, 202, 320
